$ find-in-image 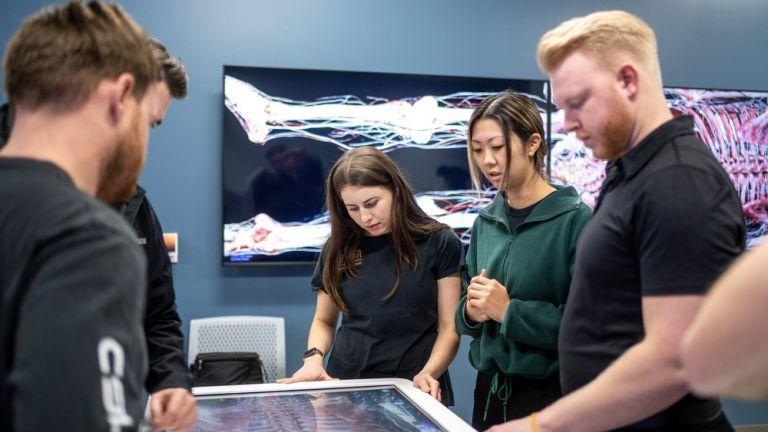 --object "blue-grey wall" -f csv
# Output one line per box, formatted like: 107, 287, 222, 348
2, 0, 767, 425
